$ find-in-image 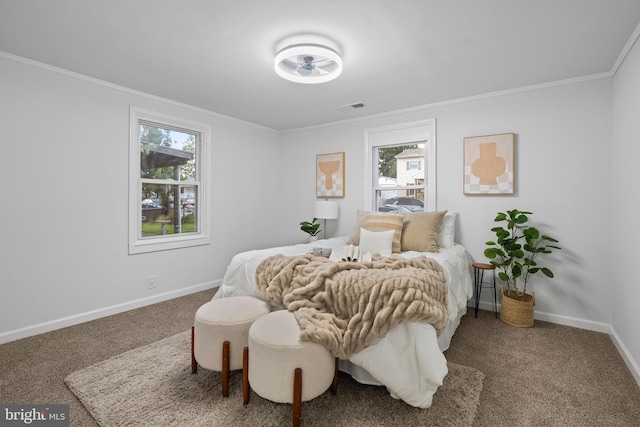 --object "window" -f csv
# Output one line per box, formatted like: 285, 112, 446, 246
129, 107, 210, 254
364, 120, 436, 213
406, 160, 421, 170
